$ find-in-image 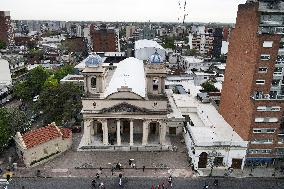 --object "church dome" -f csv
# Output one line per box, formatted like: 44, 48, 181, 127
85, 53, 103, 67
149, 51, 163, 64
